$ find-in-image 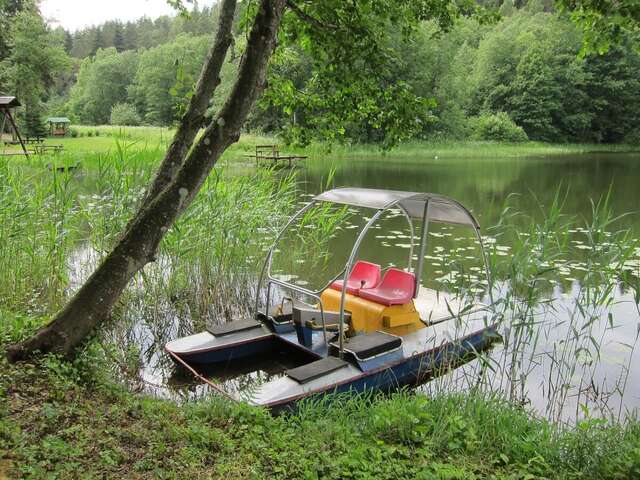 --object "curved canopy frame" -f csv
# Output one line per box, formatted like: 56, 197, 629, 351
254, 187, 494, 357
